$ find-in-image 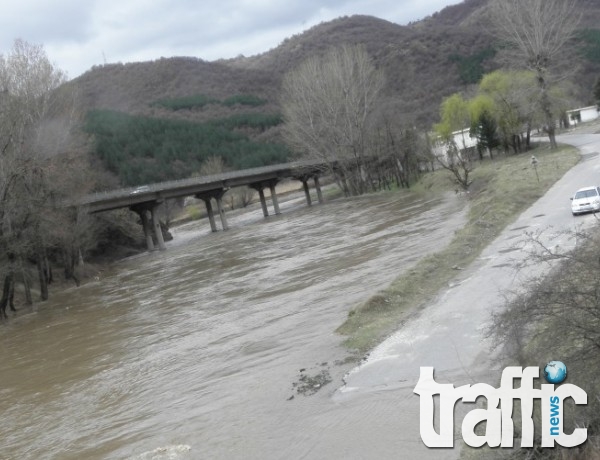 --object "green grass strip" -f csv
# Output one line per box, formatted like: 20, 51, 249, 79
336, 145, 580, 353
